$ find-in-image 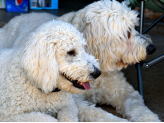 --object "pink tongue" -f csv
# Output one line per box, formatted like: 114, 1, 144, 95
81, 82, 91, 90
